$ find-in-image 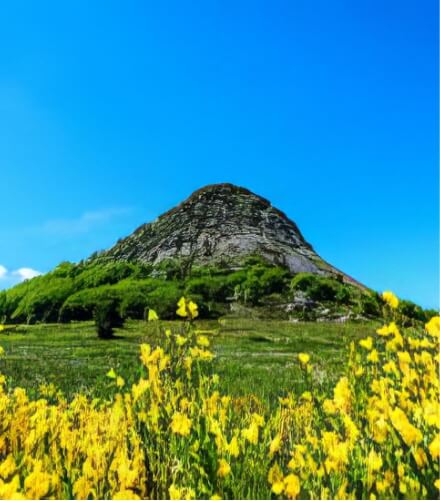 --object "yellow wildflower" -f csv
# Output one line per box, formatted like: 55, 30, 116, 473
242, 422, 259, 445
413, 447, 428, 467
169, 484, 183, 500
197, 335, 210, 347
390, 407, 422, 446
147, 309, 159, 321
268, 463, 283, 492
189, 347, 214, 361
116, 376, 125, 388
359, 337, 373, 350
425, 316, 440, 338
333, 376, 351, 414
171, 412, 192, 437
0, 455, 16, 479
300, 391, 312, 401
72, 478, 91, 499
298, 353, 310, 365
354, 366, 364, 377
343, 414, 360, 445
367, 449, 383, 472
24, 462, 52, 499
176, 335, 187, 346
272, 481, 284, 495
188, 300, 199, 319
106, 368, 117, 379
217, 459, 231, 478
176, 297, 187, 317
269, 434, 282, 456
252, 412, 265, 427
382, 290, 399, 309
227, 436, 240, 457
284, 473, 300, 499
176, 297, 199, 319
377, 321, 399, 337
429, 433, 440, 459
367, 349, 379, 363
383, 360, 399, 377
140, 343, 151, 365
323, 399, 336, 415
